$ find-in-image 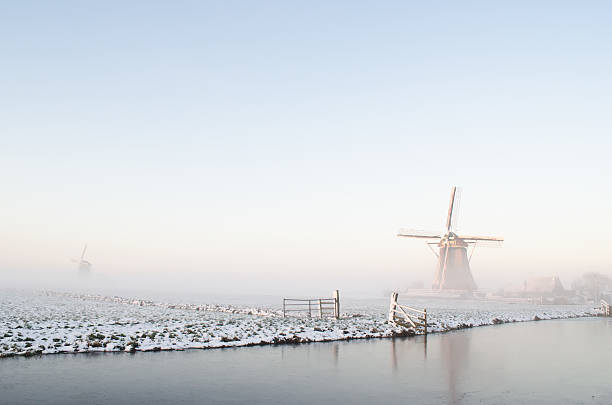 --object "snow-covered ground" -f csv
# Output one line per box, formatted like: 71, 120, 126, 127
0, 290, 600, 357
